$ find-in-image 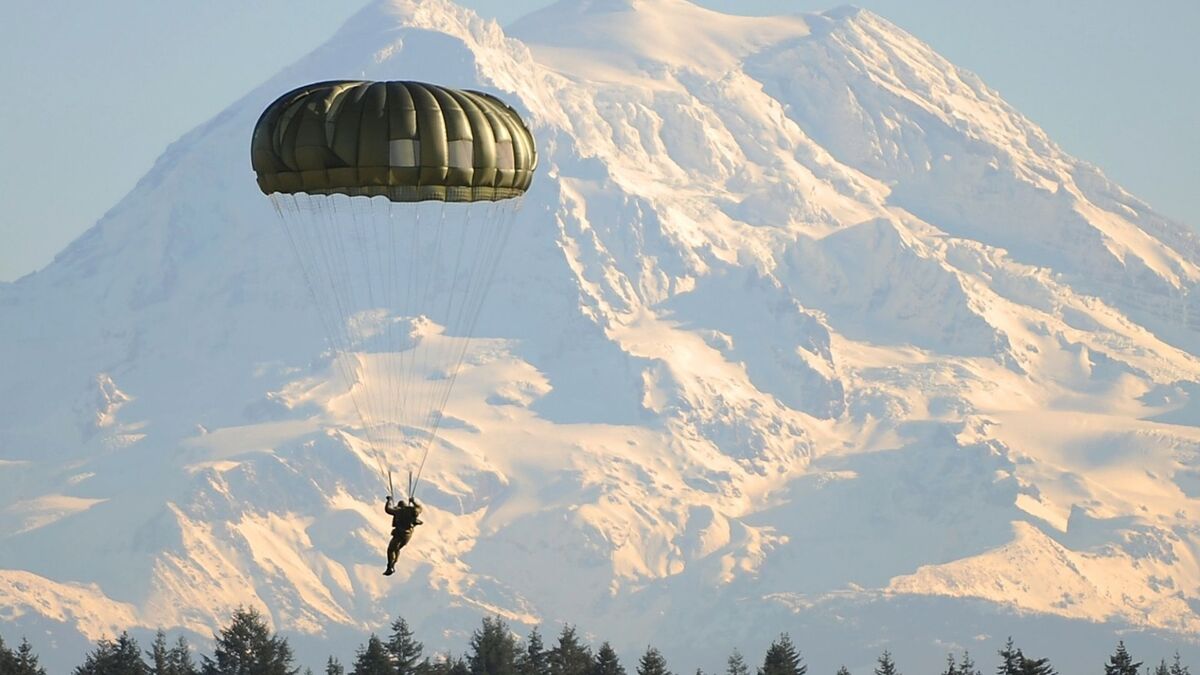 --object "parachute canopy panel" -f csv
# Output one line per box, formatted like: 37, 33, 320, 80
252, 80, 537, 202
